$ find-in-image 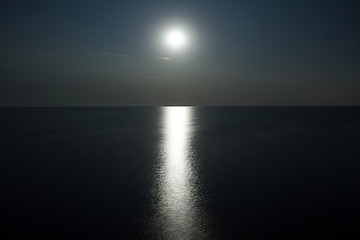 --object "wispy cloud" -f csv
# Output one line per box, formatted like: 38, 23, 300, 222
147, 76, 165, 80
99, 51, 132, 58
0, 66, 43, 72
159, 57, 171, 61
